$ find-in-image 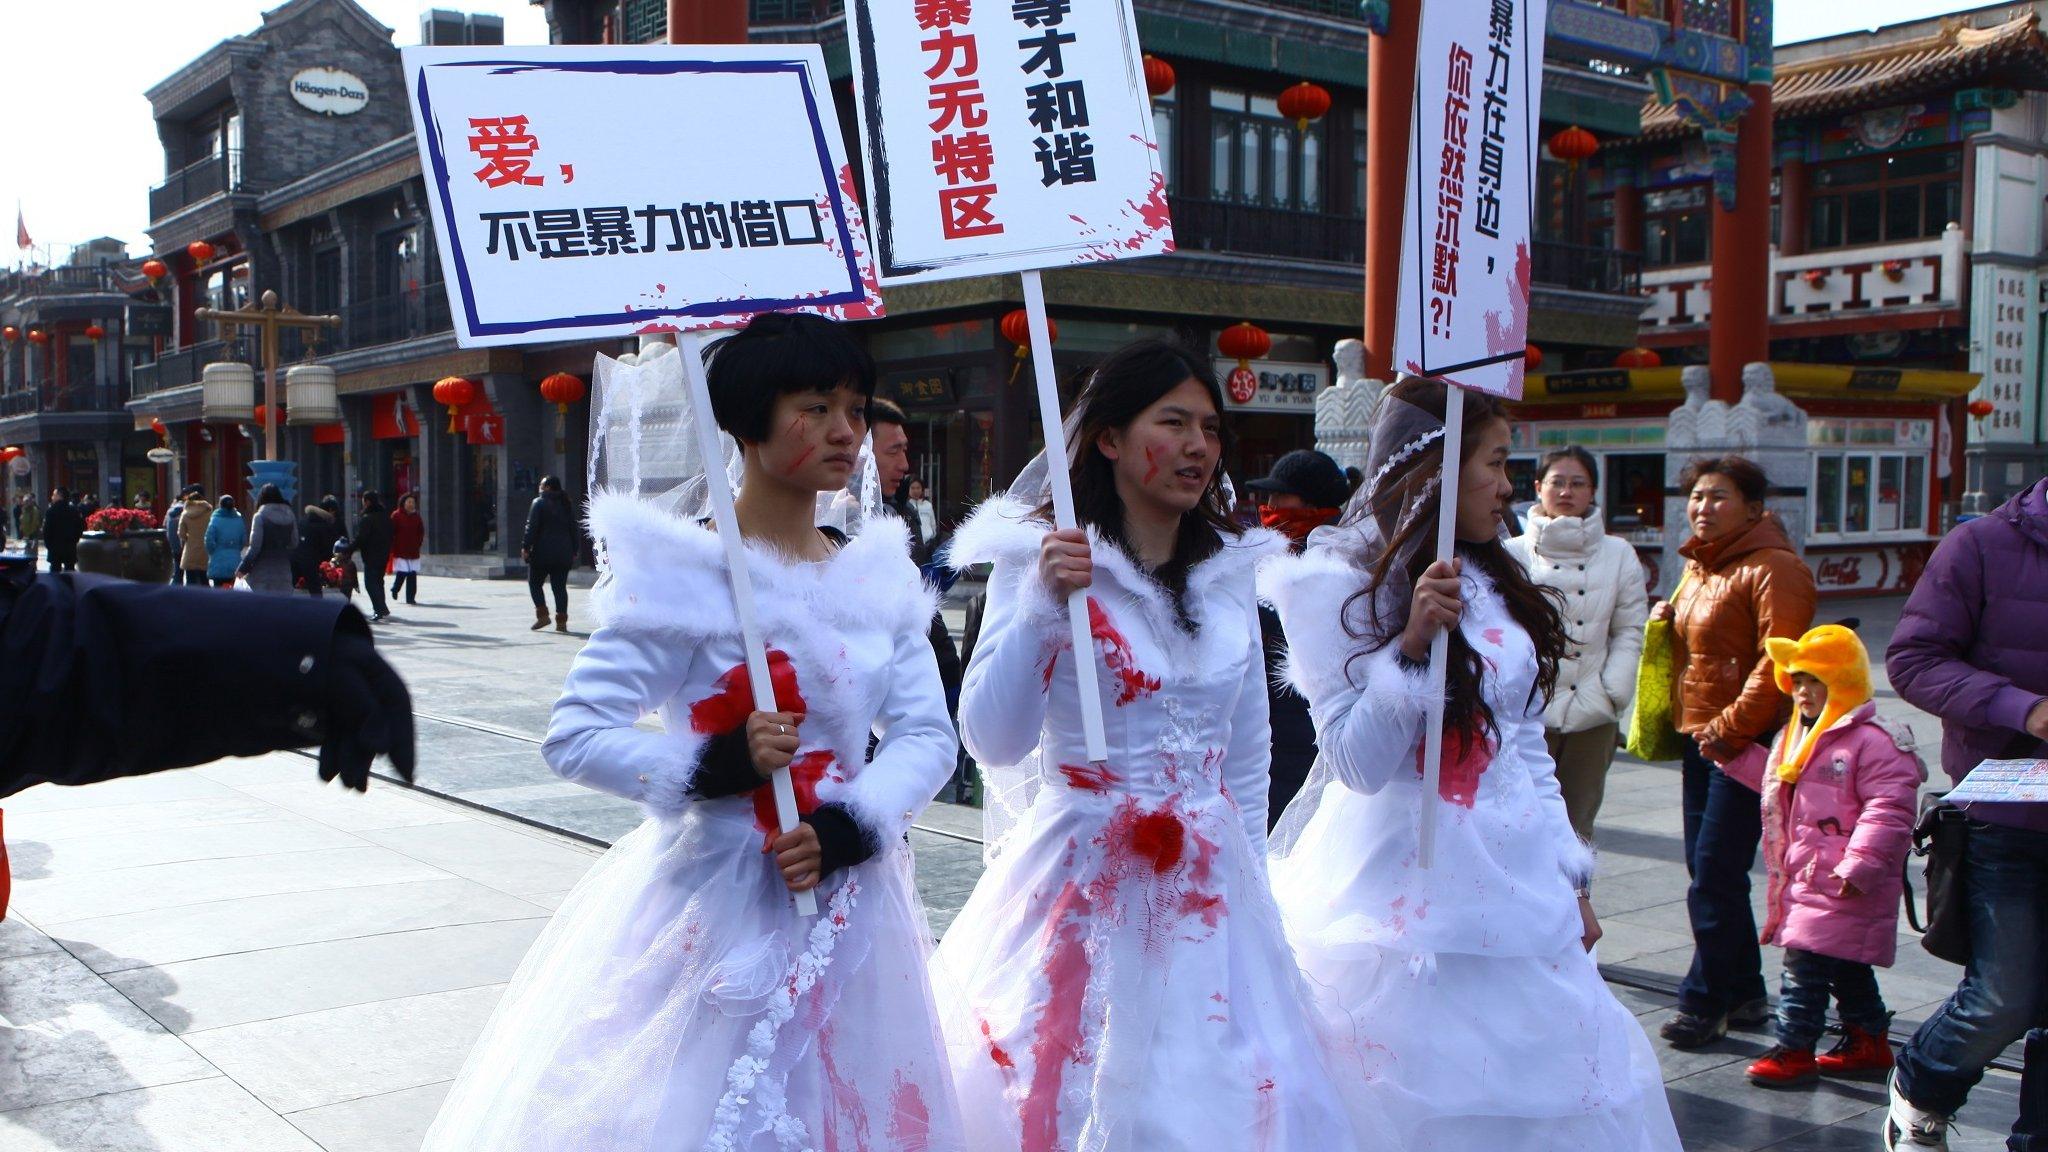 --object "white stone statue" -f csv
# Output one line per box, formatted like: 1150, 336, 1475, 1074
1667, 364, 1731, 450
1729, 361, 1808, 448
1314, 338, 1381, 475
